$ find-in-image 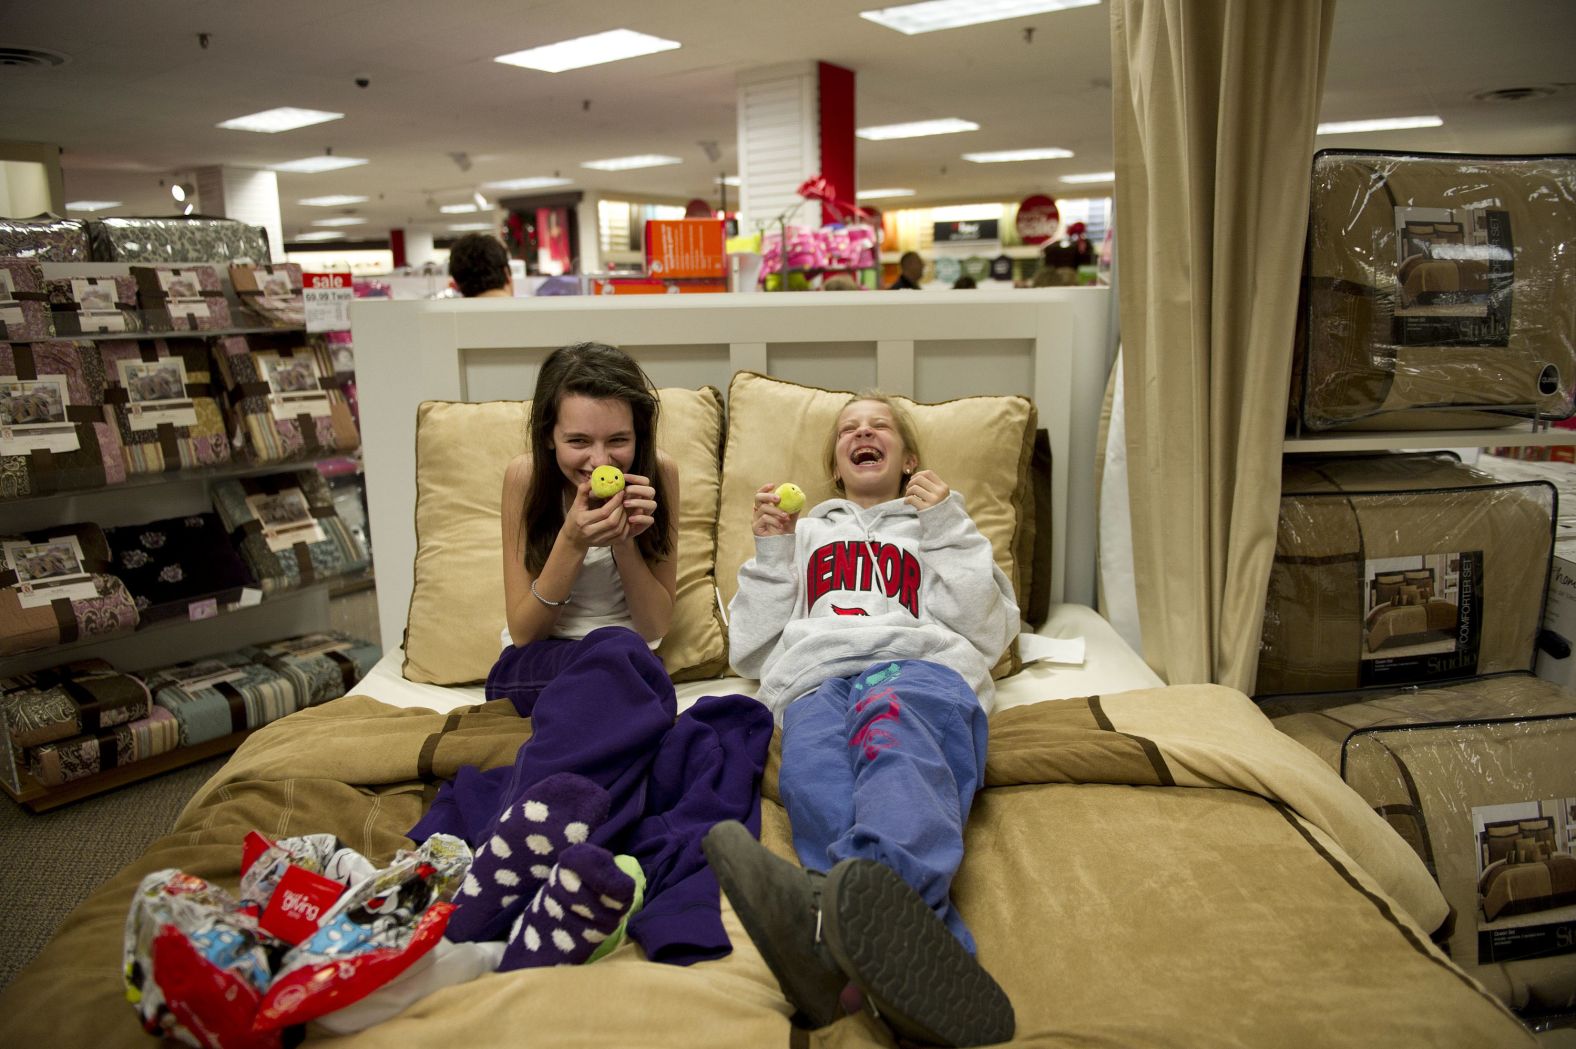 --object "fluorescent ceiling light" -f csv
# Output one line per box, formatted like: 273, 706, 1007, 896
449, 222, 497, 232
440, 203, 479, 214
217, 107, 344, 133
861, 0, 1099, 36
932, 203, 1004, 221
962, 147, 1074, 163
481, 176, 574, 191
715, 176, 741, 187
495, 29, 680, 73
1060, 171, 1114, 183
299, 194, 368, 206
65, 200, 121, 211
856, 188, 916, 199
1316, 115, 1443, 135
272, 155, 369, 173
856, 119, 978, 141
581, 154, 682, 171
293, 230, 345, 242
311, 216, 366, 226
